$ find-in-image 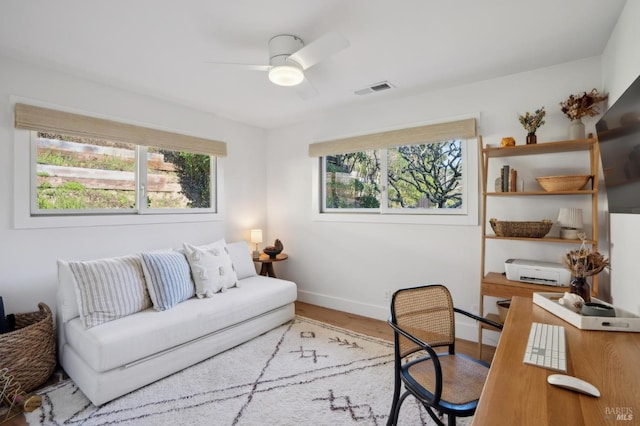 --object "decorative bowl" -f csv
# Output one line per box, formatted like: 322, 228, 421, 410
263, 248, 282, 259
536, 175, 591, 192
